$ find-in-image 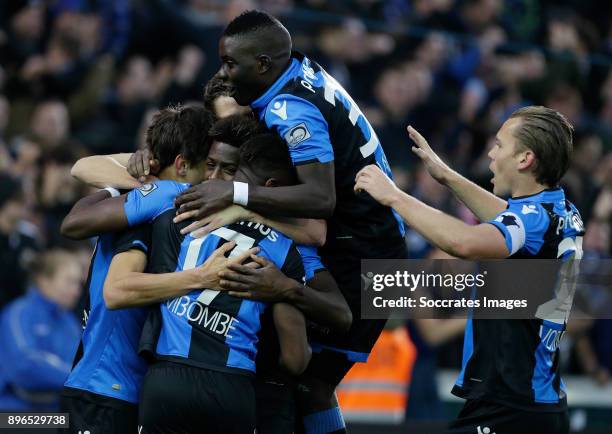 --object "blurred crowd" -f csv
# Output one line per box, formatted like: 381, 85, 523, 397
0, 0, 611, 418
